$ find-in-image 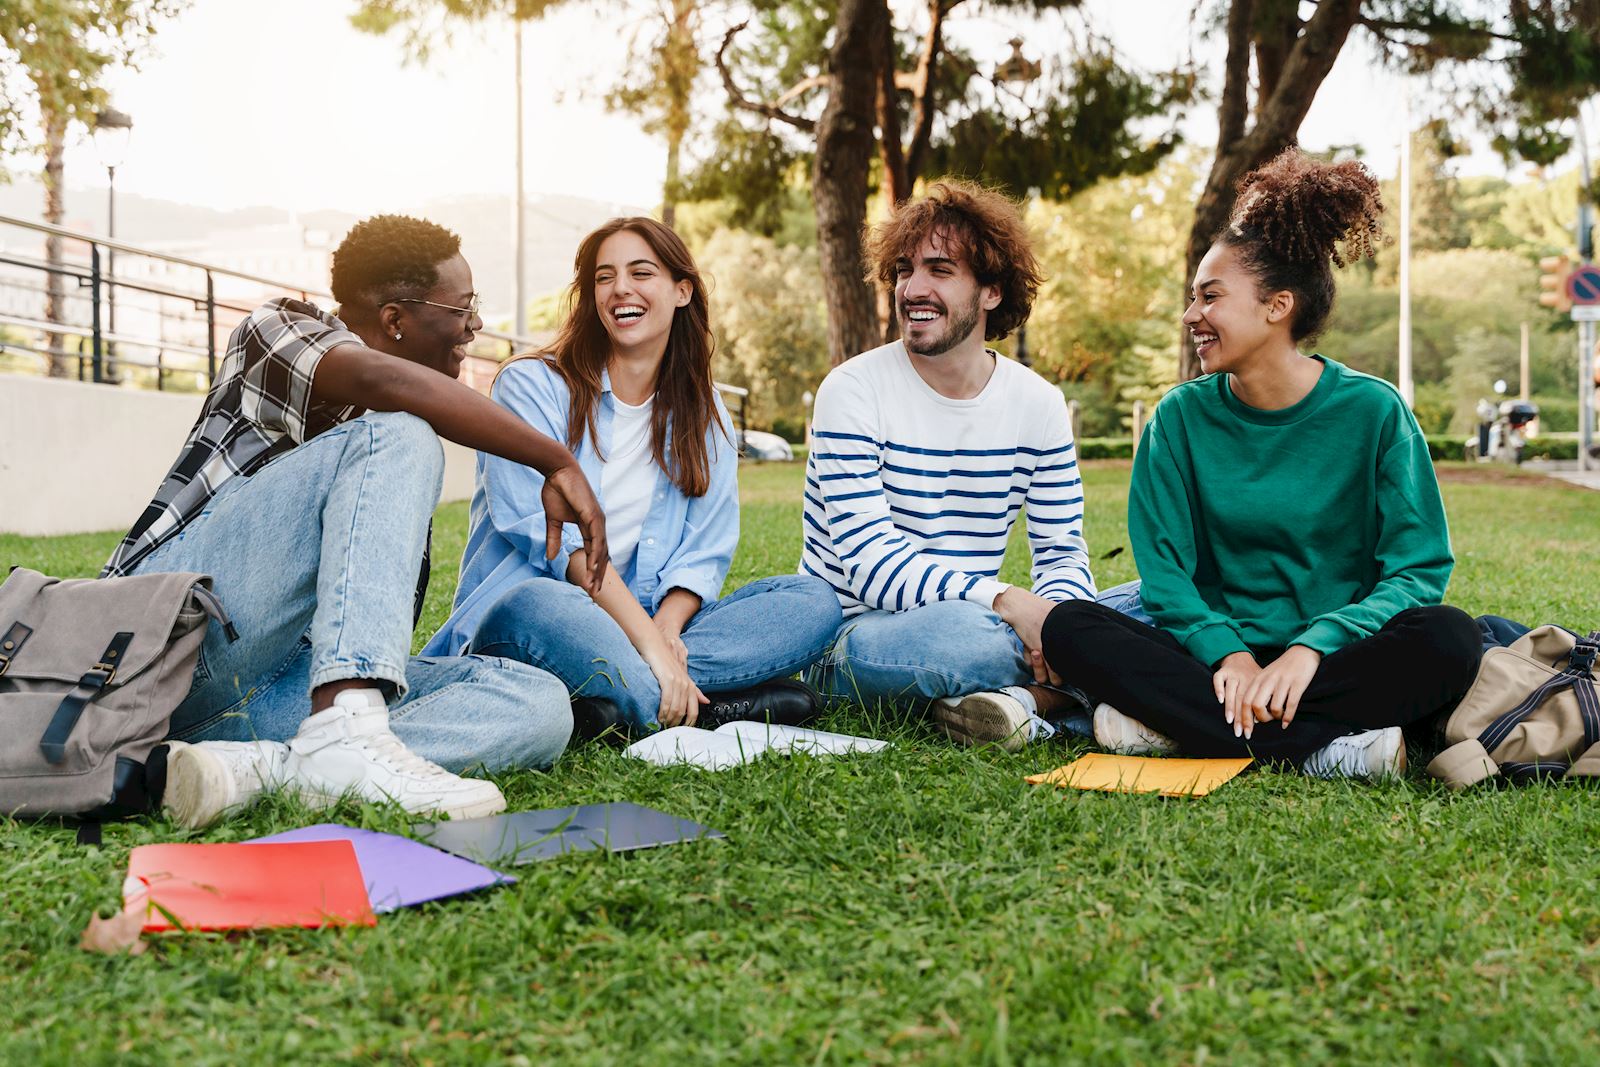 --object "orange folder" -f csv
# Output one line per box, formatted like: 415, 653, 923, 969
1027, 753, 1253, 798
123, 842, 377, 932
